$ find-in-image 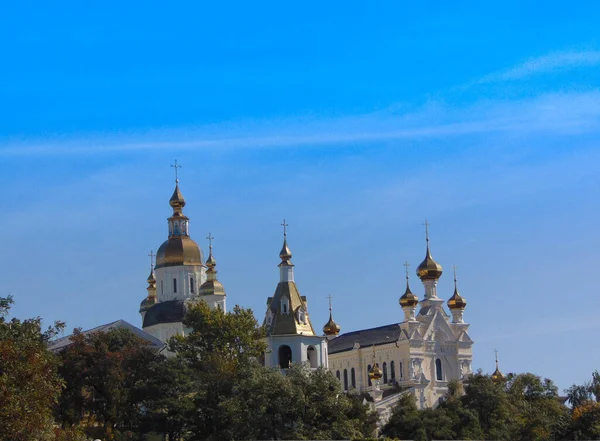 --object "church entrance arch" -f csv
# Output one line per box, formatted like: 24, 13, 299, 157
307, 345, 318, 368
278, 345, 292, 369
